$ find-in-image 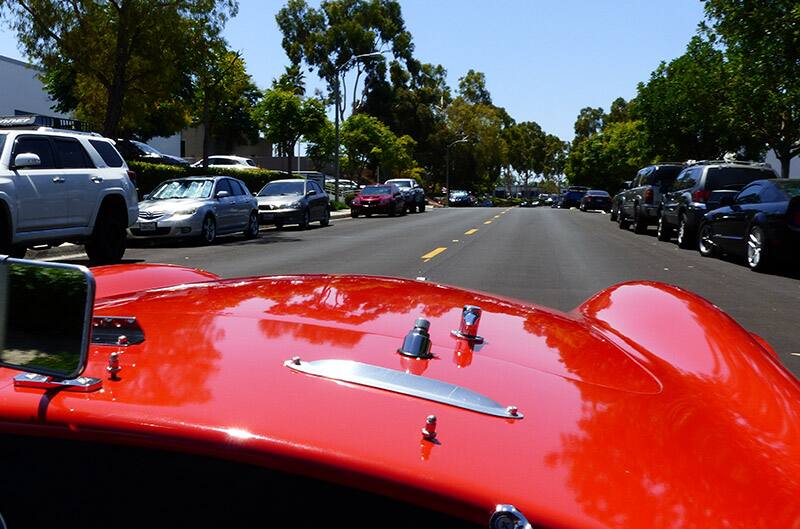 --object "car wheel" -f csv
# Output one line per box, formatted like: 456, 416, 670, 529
656, 213, 672, 241
610, 205, 618, 222
698, 223, 717, 257
298, 208, 310, 230
677, 214, 694, 249
747, 225, 772, 272
400, 203, 407, 216
350, 210, 358, 218
200, 215, 216, 244
617, 210, 630, 230
85, 207, 127, 264
244, 211, 259, 239
365, 212, 372, 218
320, 208, 330, 227
633, 205, 648, 234
419, 201, 425, 212
389, 203, 396, 217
